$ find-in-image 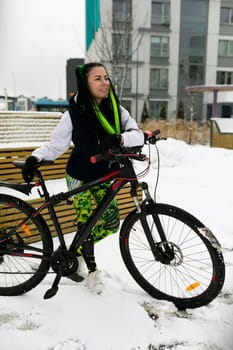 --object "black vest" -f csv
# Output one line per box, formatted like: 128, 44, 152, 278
66, 98, 113, 182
